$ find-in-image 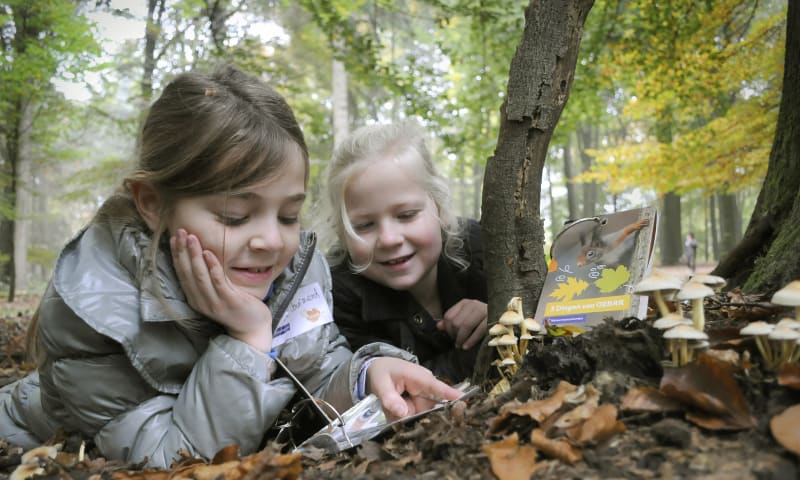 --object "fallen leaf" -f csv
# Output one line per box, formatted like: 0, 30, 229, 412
777, 364, 800, 390
660, 353, 756, 430
552, 385, 600, 431
565, 404, 626, 446
620, 386, 682, 413
529, 429, 582, 464
211, 445, 240, 464
501, 381, 577, 423
482, 433, 538, 480
770, 404, 800, 455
